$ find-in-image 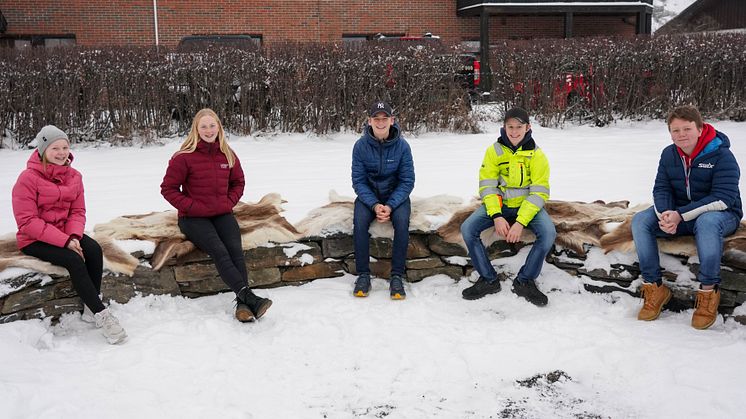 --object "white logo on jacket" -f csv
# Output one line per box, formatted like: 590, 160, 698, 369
698, 163, 714, 169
